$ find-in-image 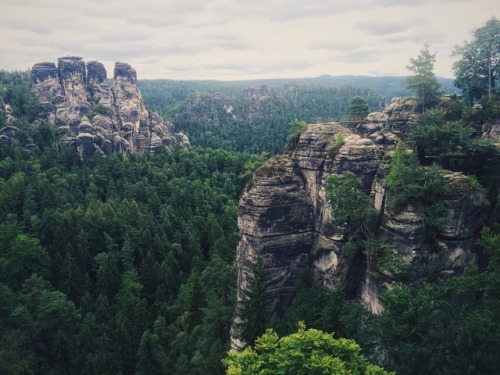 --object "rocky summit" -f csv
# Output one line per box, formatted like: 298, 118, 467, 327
31, 57, 189, 157
230, 105, 492, 350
